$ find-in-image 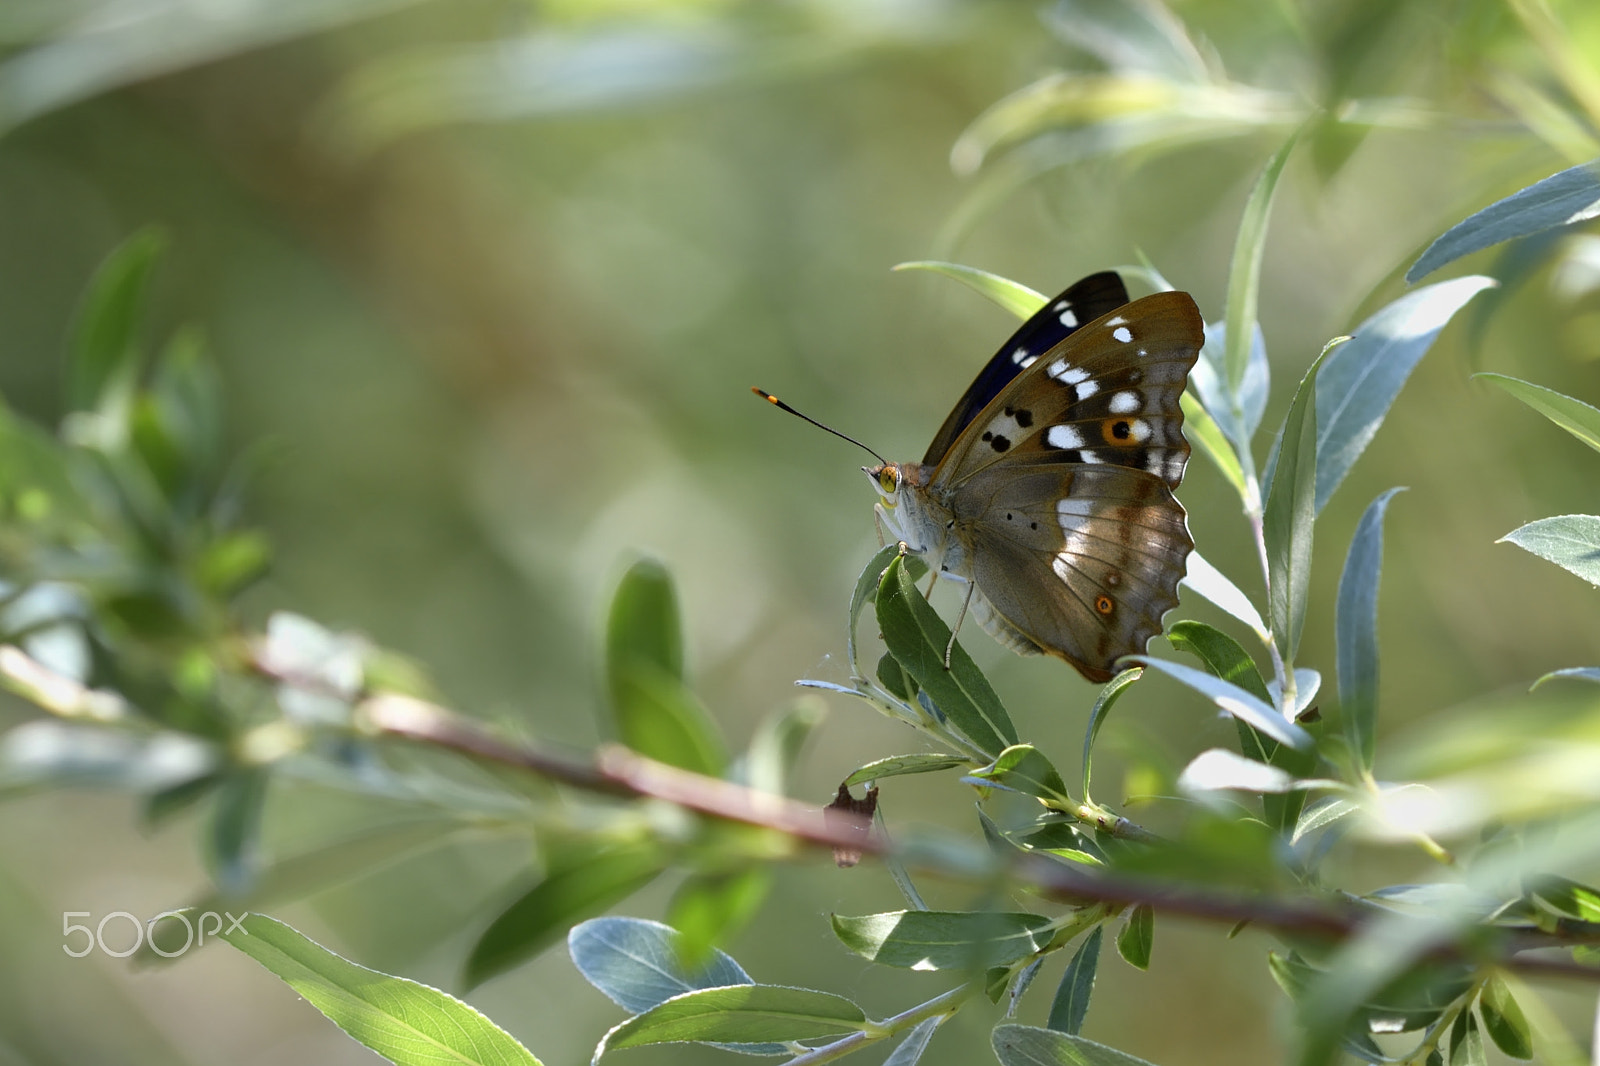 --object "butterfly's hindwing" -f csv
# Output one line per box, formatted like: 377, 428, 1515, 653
932, 291, 1203, 493
953, 464, 1194, 681
920, 272, 1130, 465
